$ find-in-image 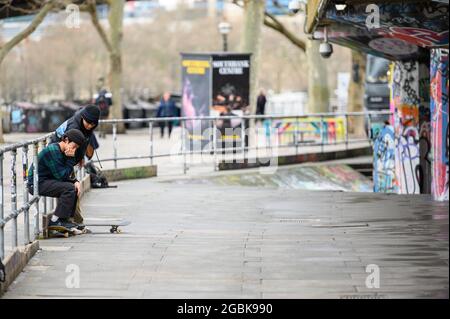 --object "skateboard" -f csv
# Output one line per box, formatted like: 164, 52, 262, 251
83, 218, 131, 234
48, 225, 84, 238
